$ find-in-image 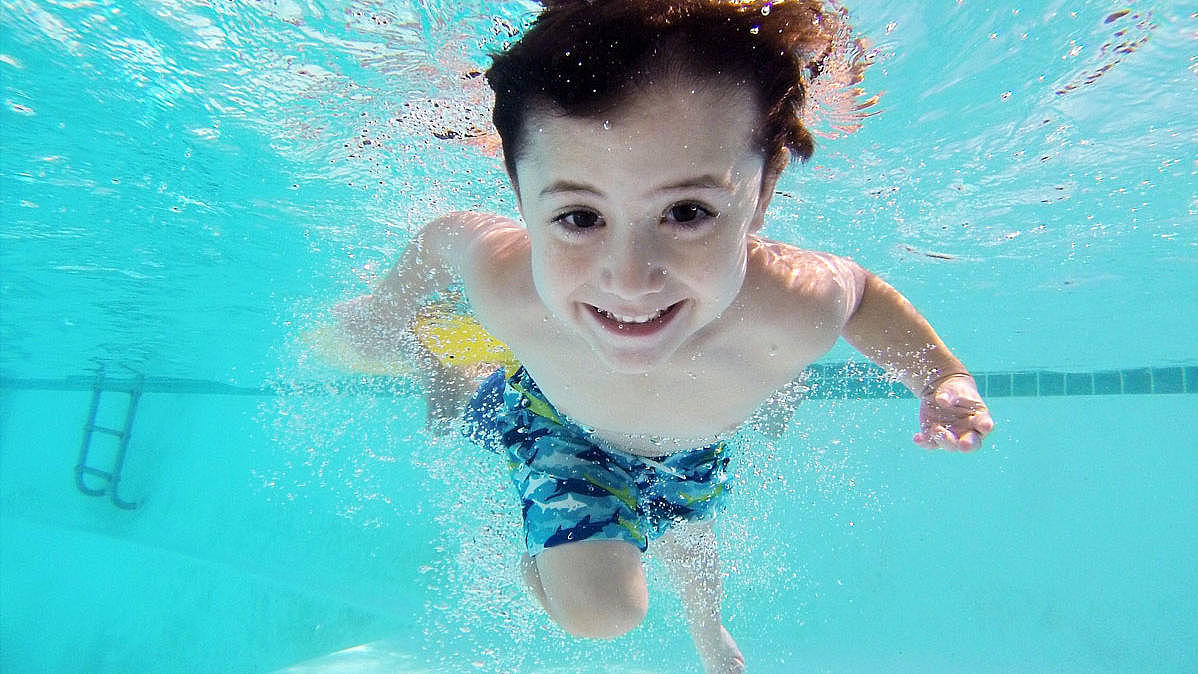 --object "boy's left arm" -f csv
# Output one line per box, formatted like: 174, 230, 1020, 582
840, 267, 995, 452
